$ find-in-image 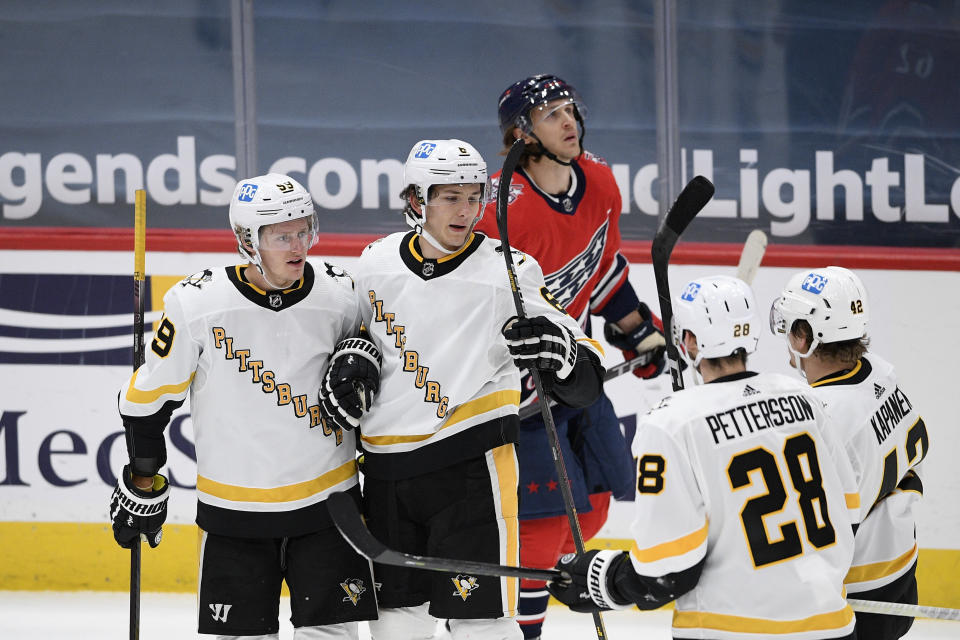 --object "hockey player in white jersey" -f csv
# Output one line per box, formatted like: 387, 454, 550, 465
547, 275, 861, 640
109, 174, 378, 638
347, 139, 604, 640
772, 266, 928, 640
